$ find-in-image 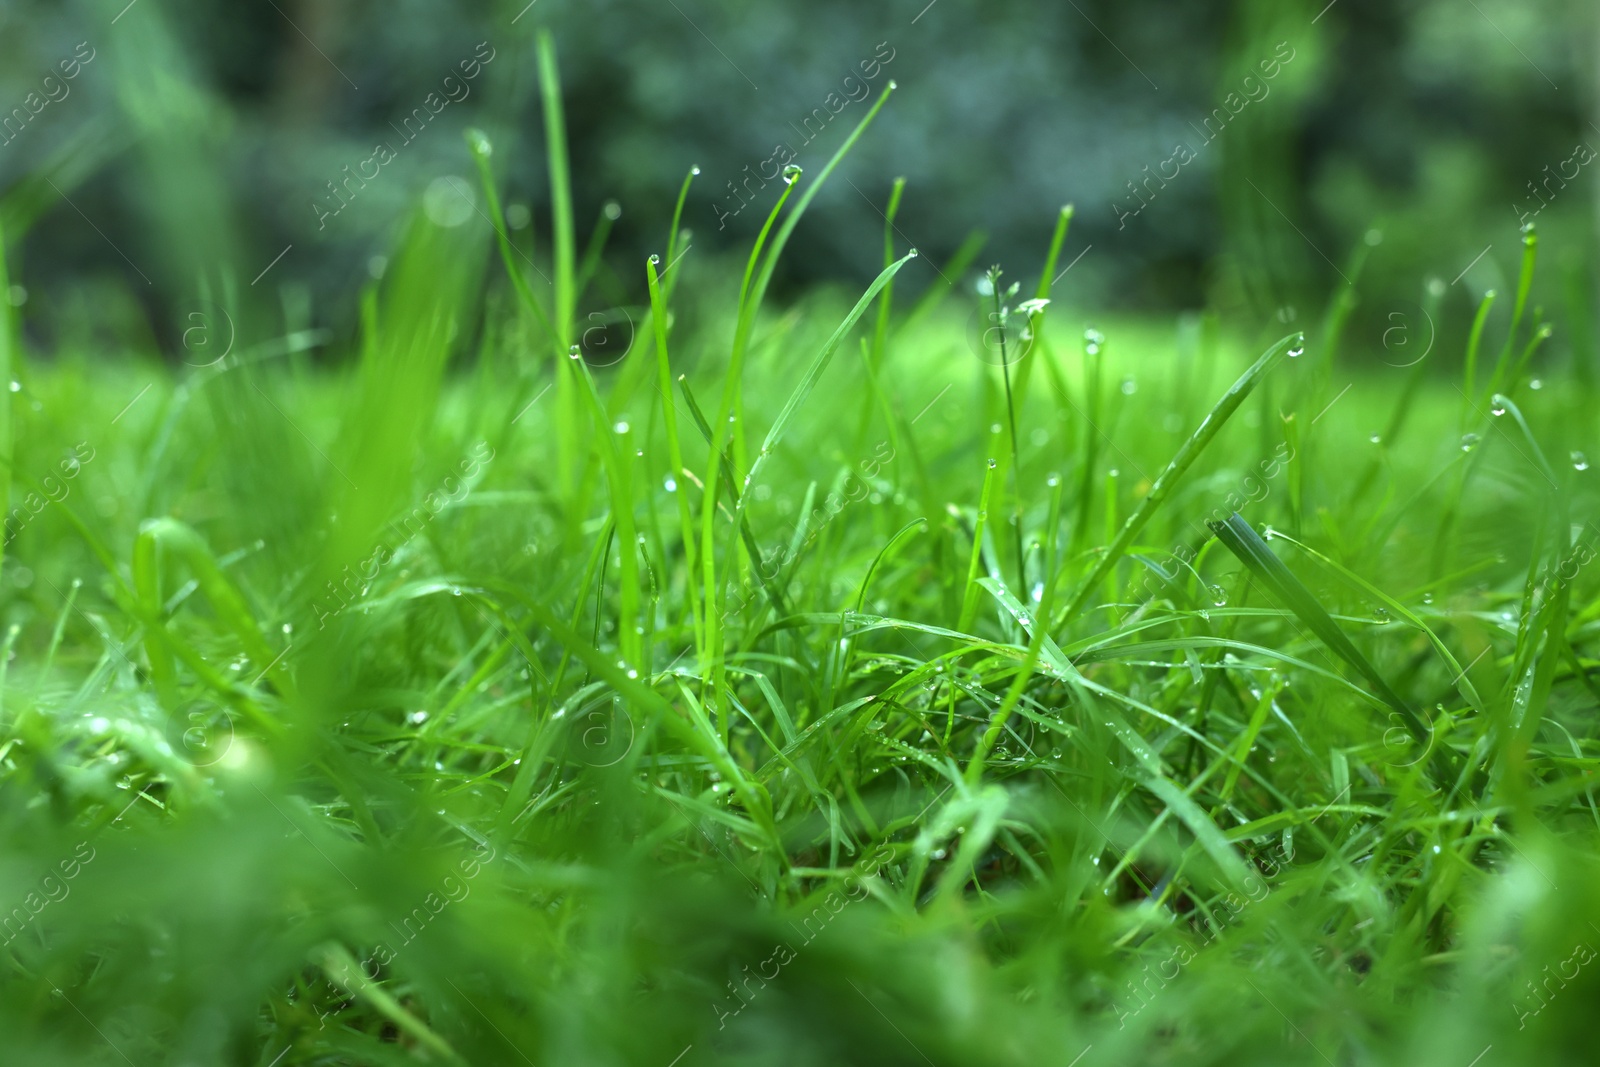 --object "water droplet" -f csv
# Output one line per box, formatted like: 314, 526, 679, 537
626, 669, 639, 679
649, 253, 661, 265
1121, 378, 1137, 395
568, 346, 582, 360
990, 422, 1002, 434
691, 165, 701, 175
987, 458, 997, 469
1490, 399, 1507, 417
782, 164, 802, 184
615, 420, 630, 434
931, 848, 947, 860
408, 710, 429, 725
7, 381, 18, 393
1287, 344, 1305, 358
1422, 593, 1434, 605
1431, 844, 1441, 854
1369, 433, 1382, 445
664, 477, 678, 492
1211, 585, 1227, 607
1529, 379, 1543, 390
1460, 433, 1480, 452
1573, 451, 1590, 471
603, 201, 621, 220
